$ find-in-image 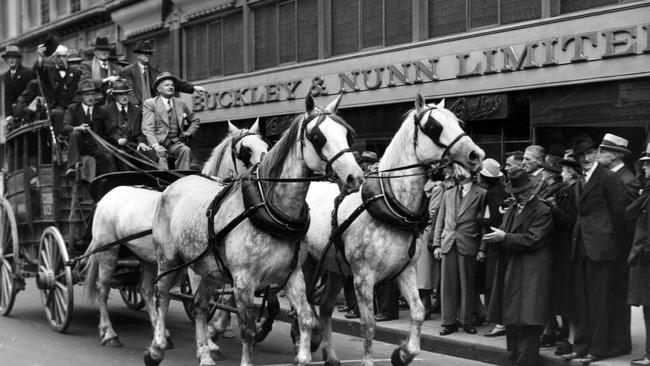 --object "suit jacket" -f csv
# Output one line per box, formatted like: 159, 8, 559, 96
61, 103, 111, 139
80, 58, 121, 82
33, 60, 83, 110
487, 196, 553, 326
572, 163, 627, 262
627, 190, 650, 265
3, 65, 33, 116
433, 183, 487, 256
105, 101, 145, 145
141, 96, 200, 146
120, 62, 195, 105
